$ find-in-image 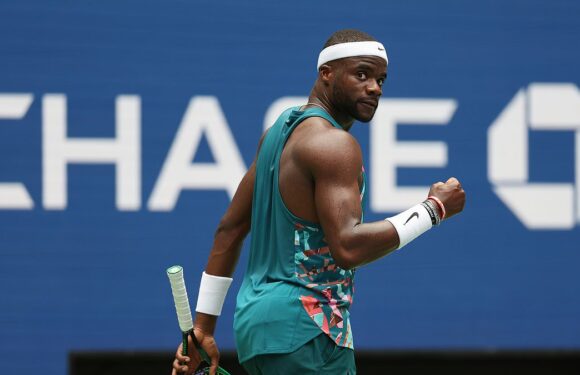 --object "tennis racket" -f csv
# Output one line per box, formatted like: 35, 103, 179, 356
167, 265, 231, 375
